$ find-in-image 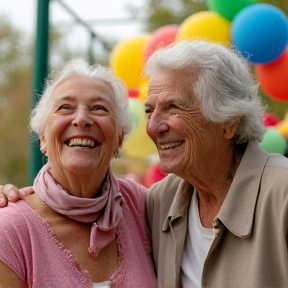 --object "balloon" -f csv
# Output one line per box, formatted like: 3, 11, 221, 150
143, 25, 179, 62
255, 47, 288, 102
260, 128, 287, 154
263, 112, 281, 127
138, 77, 149, 103
277, 112, 288, 138
176, 11, 231, 44
231, 4, 288, 64
128, 88, 139, 98
122, 98, 157, 158
142, 163, 167, 188
110, 35, 150, 89
207, 0, 257, 22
